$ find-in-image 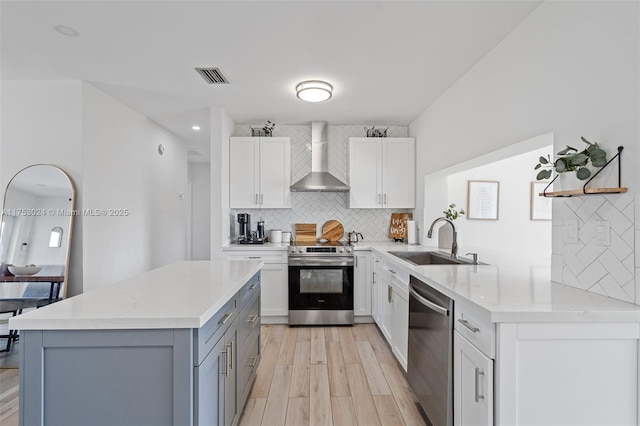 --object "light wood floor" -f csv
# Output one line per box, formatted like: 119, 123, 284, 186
0, 324, 426, 426
0, 367, 19, 426
239, 324, 427, 426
